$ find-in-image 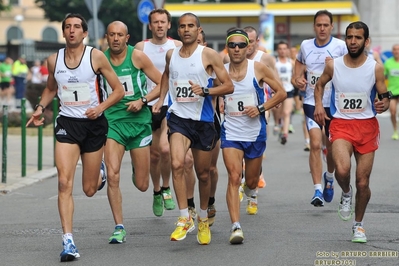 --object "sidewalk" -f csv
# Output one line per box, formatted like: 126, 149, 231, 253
0, 134, 57, 194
